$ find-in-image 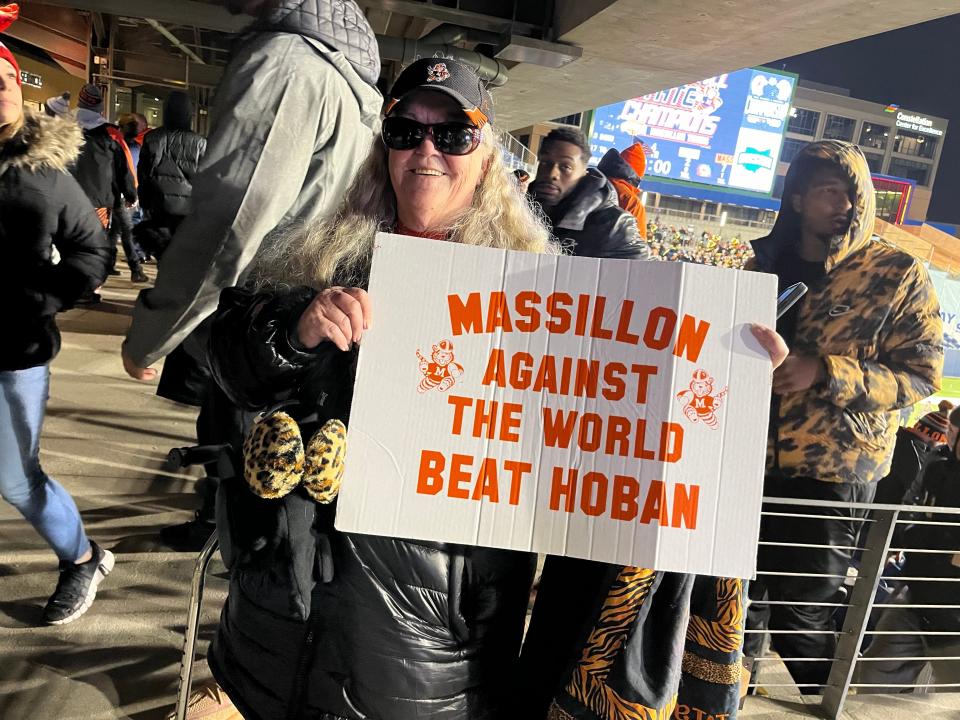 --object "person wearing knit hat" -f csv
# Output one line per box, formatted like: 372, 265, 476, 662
856, 400, 960, 693
0, 4, 20, 89
77, 82, 103, 114
0, 47, 19, 133
909, 399, 954, 446
621, 141, 647, 178
595, 140, 650, 240
69, 79, 139, 293
44, 91, 71, 118
876, 398, 955, 506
